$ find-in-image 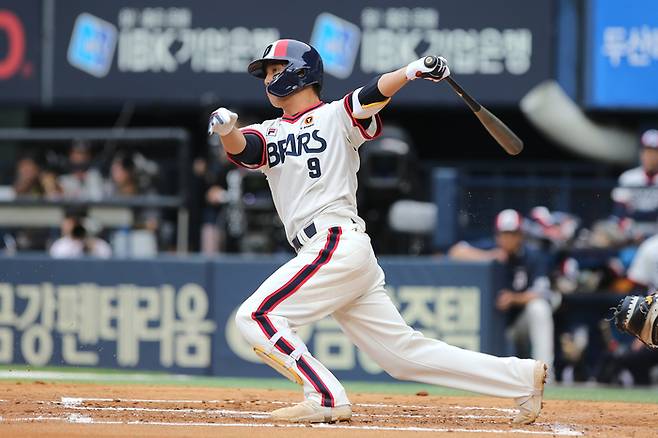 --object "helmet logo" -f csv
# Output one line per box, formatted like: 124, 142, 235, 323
263, 44, 272, 57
